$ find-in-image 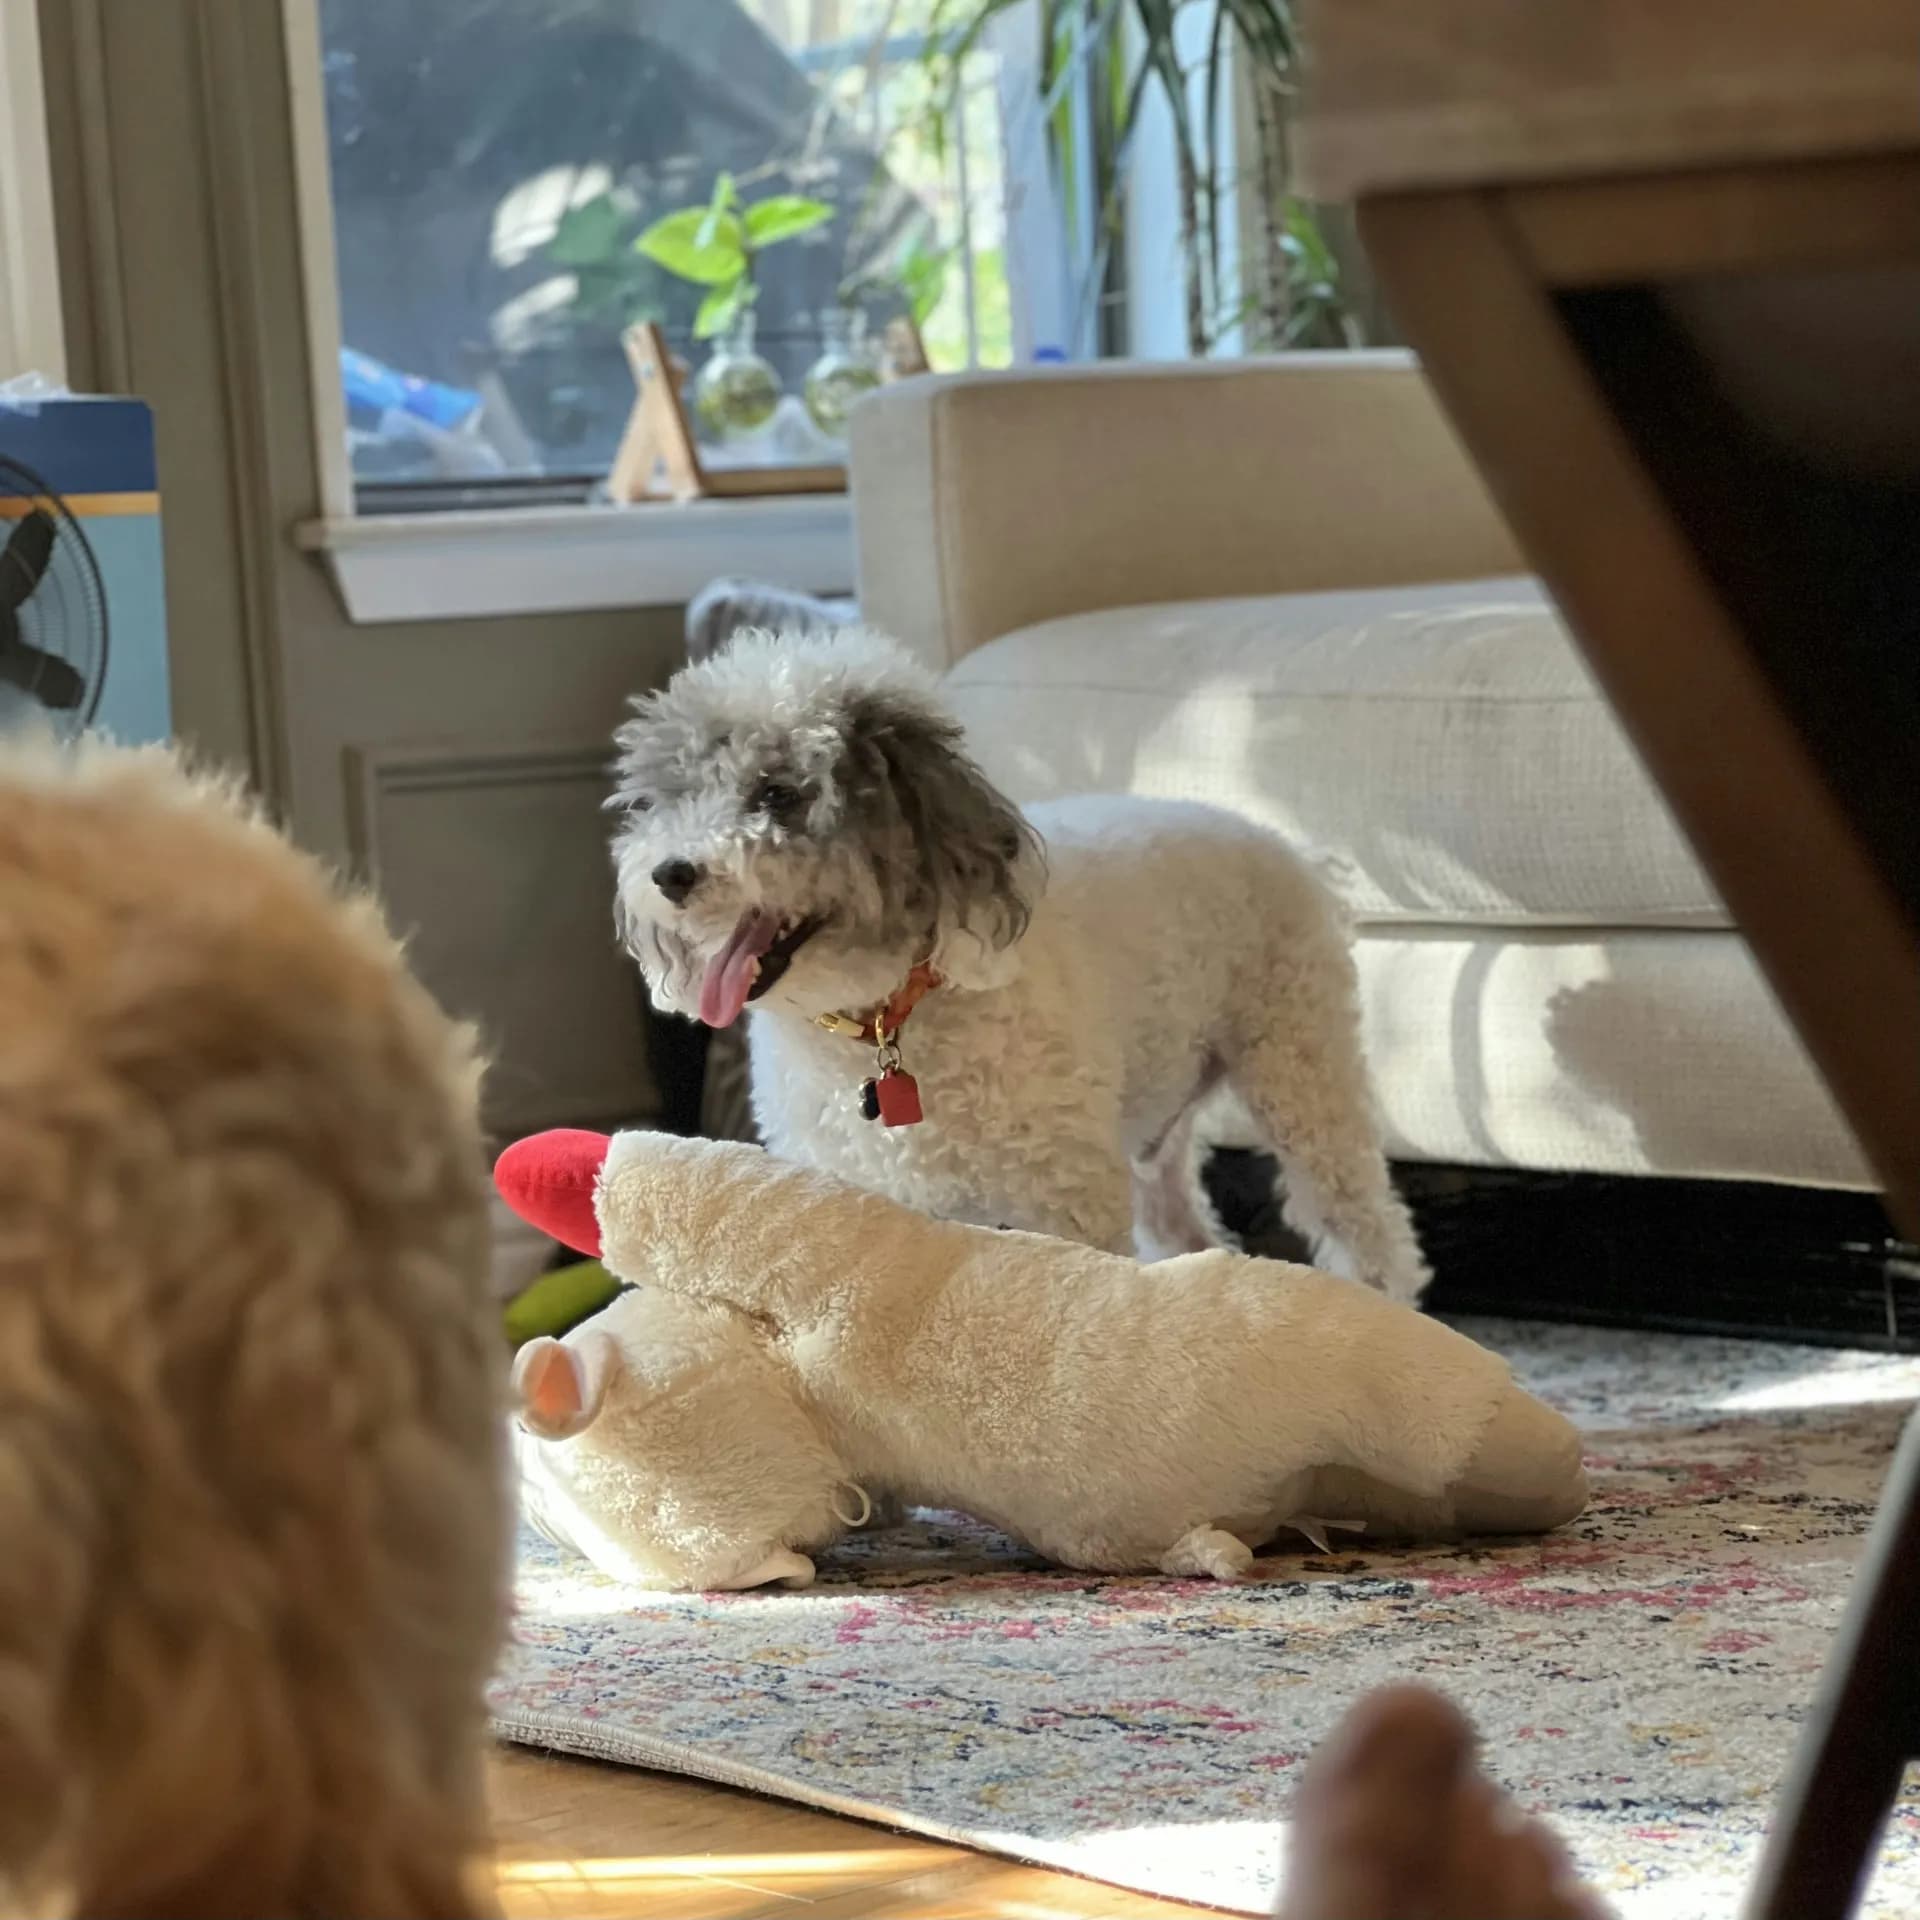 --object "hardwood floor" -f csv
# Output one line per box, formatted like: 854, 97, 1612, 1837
489, 1743, 1212, 1919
